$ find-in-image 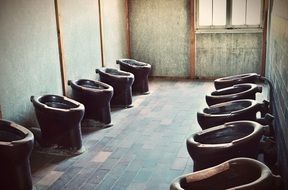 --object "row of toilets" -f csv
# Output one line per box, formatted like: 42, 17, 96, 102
0, 59, 151, 190
170, 73, 282, 190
